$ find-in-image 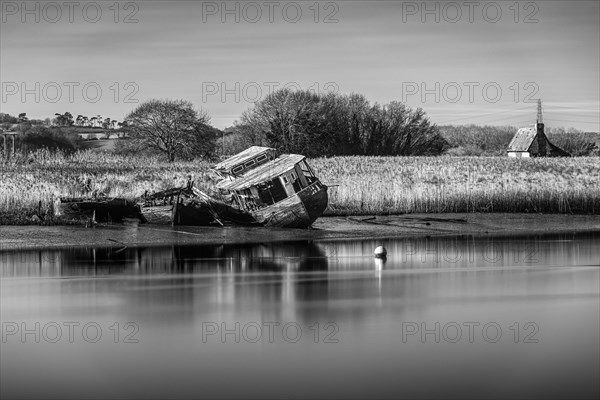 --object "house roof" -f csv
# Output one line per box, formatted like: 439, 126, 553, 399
217, 154, 305, 191
213, 146, 274, 172
507, 126, 537, 152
